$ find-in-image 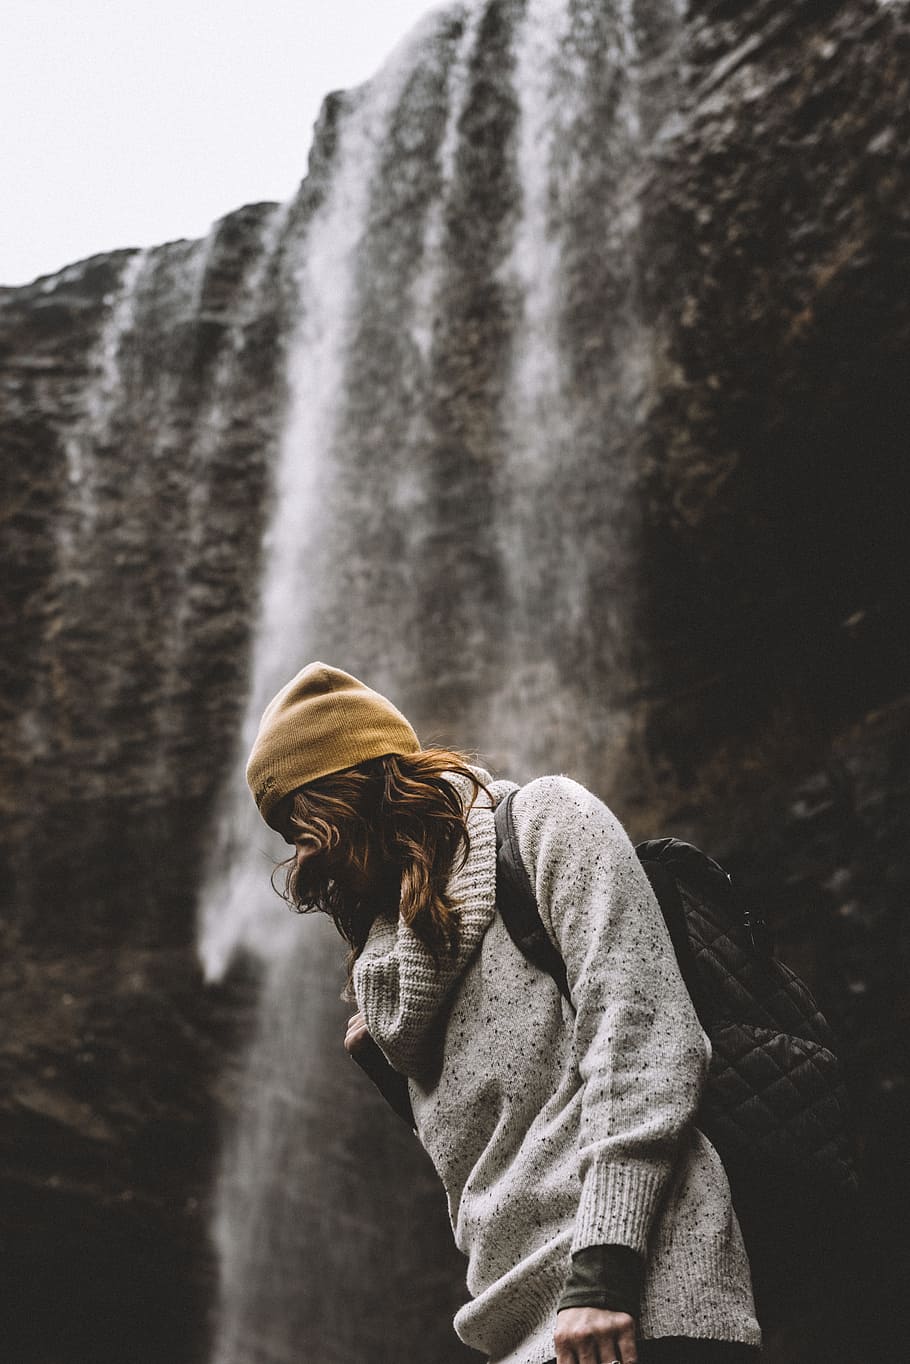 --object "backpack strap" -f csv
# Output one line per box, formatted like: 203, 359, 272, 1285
494, 789, 571, 1004
494, 789, 713, 1027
